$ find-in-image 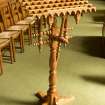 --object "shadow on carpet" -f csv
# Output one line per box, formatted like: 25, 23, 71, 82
81, 75, 105, 85
0, 95, 40, 105
92, 10, 105, 23
67, 36, 105, 58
